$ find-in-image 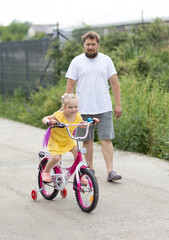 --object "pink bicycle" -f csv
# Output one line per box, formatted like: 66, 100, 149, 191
31, 119, 99, 213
